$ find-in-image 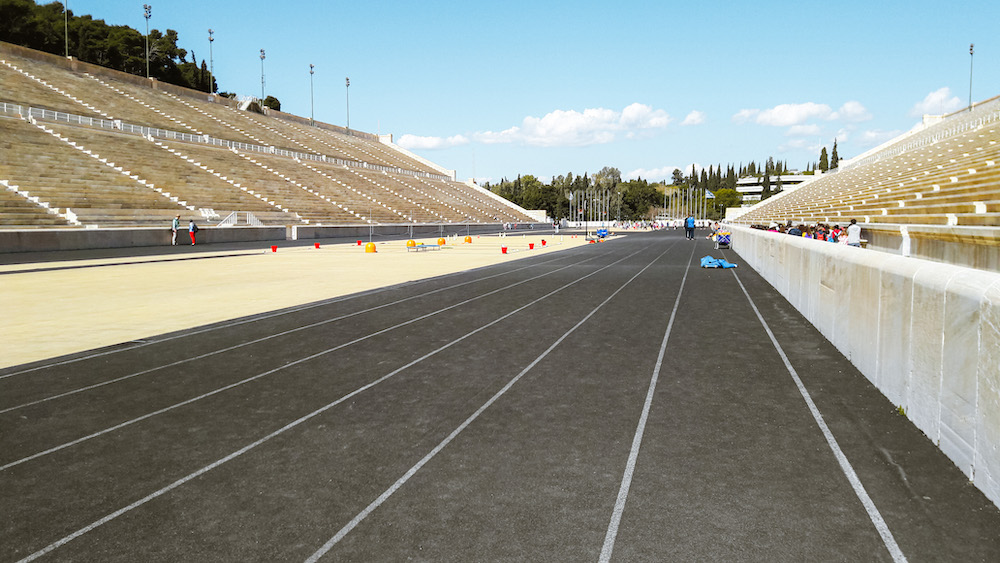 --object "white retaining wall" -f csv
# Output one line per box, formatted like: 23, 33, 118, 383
730, 225, 1000, 509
